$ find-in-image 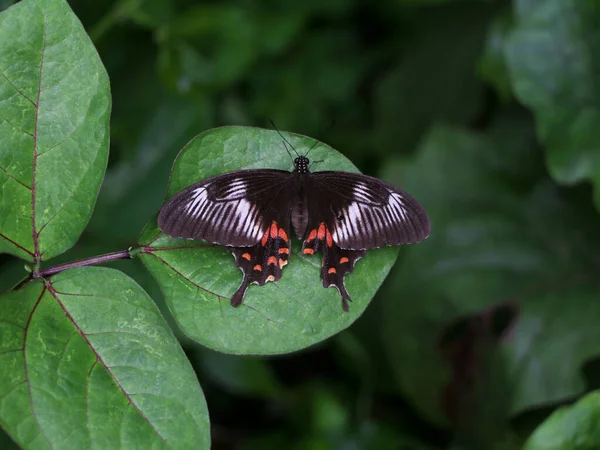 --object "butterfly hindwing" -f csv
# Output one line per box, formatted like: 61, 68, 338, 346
309, 171, 430, 250
158, 169, 292, 247
231, 220, 292, 306
302, 222, 365, 311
